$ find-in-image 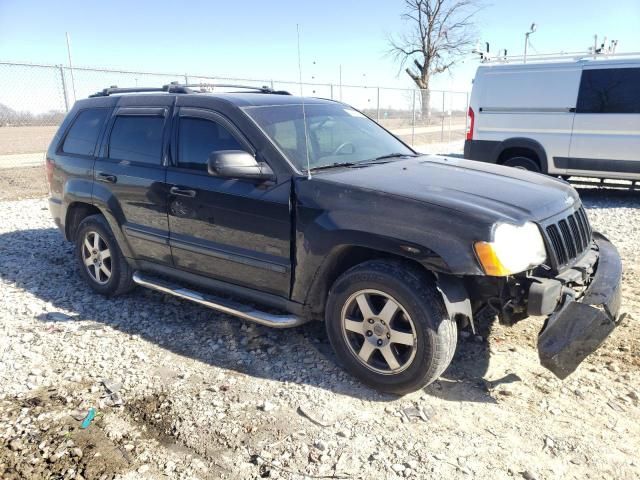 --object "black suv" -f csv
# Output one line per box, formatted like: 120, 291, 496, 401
46, 83, 623, 394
